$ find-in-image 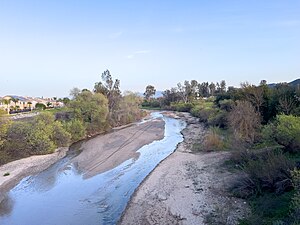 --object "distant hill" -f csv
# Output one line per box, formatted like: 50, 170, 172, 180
289, 78, 300, 86
268, 78, 300, 88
